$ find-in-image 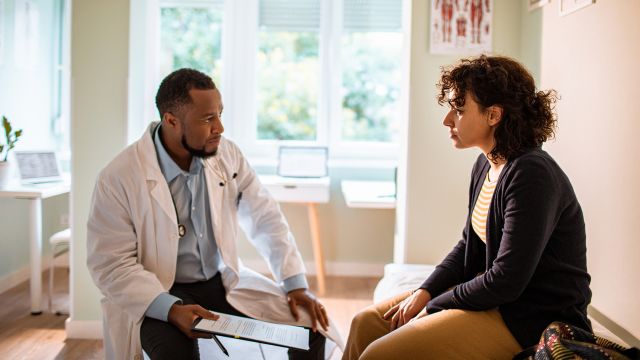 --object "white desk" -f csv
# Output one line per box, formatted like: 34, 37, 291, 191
341, 180, 396, 209
259, 175, 330, 295
0, 179, 70, 314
